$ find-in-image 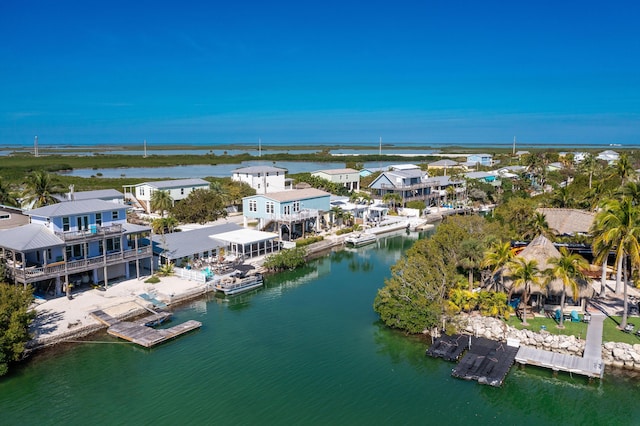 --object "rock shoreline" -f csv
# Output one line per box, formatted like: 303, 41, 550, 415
458, 313, 640, 372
